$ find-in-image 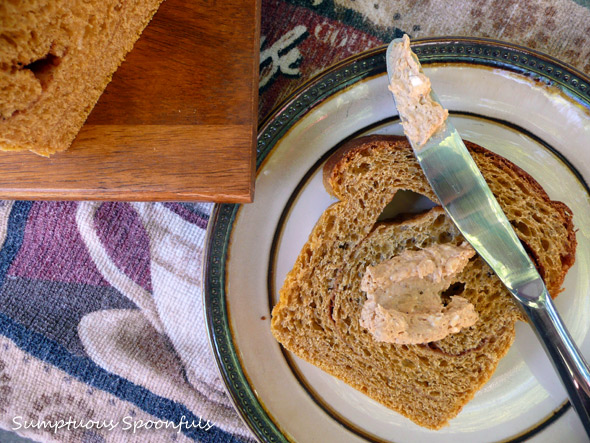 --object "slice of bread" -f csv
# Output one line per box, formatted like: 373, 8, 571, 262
271, 134, 576, 429
0, 0, 164, 156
